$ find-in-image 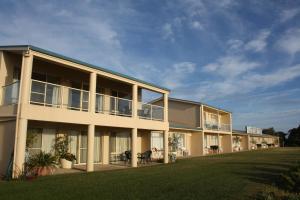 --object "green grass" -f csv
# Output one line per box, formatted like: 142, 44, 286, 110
0, 148, 300, 200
